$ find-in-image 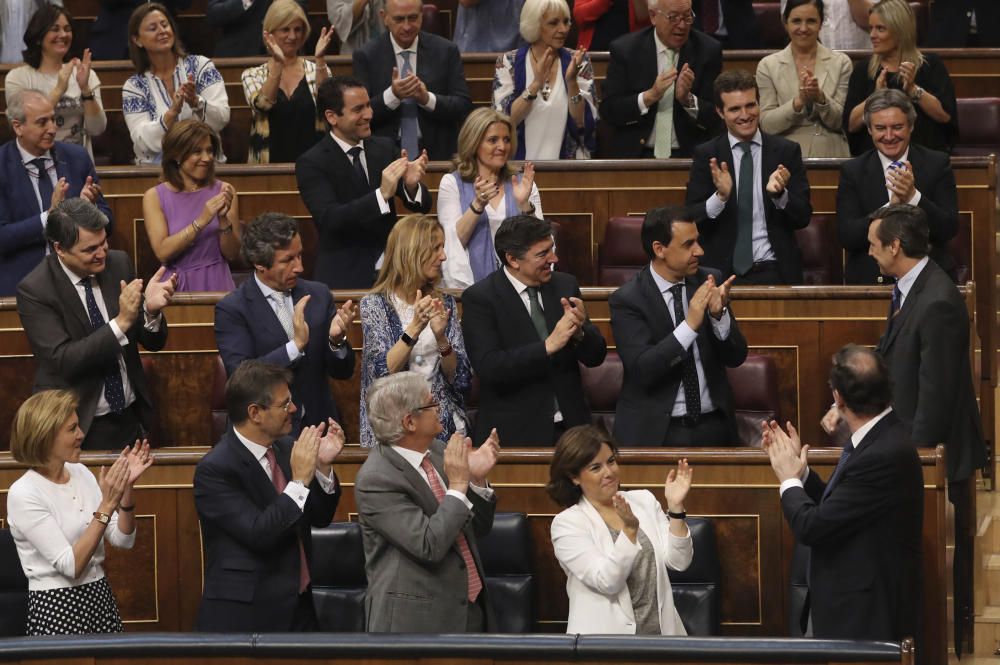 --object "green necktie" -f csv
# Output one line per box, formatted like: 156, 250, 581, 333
734, 141, 755, 276
653, 49, 676, 159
